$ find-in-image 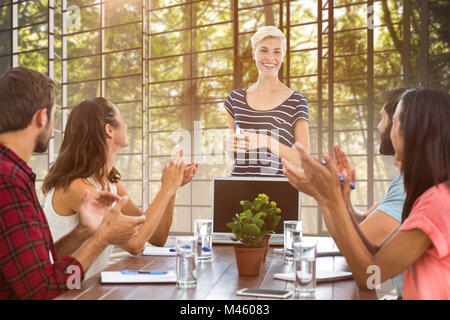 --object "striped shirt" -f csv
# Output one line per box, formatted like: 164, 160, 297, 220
224, 88, 309, 177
